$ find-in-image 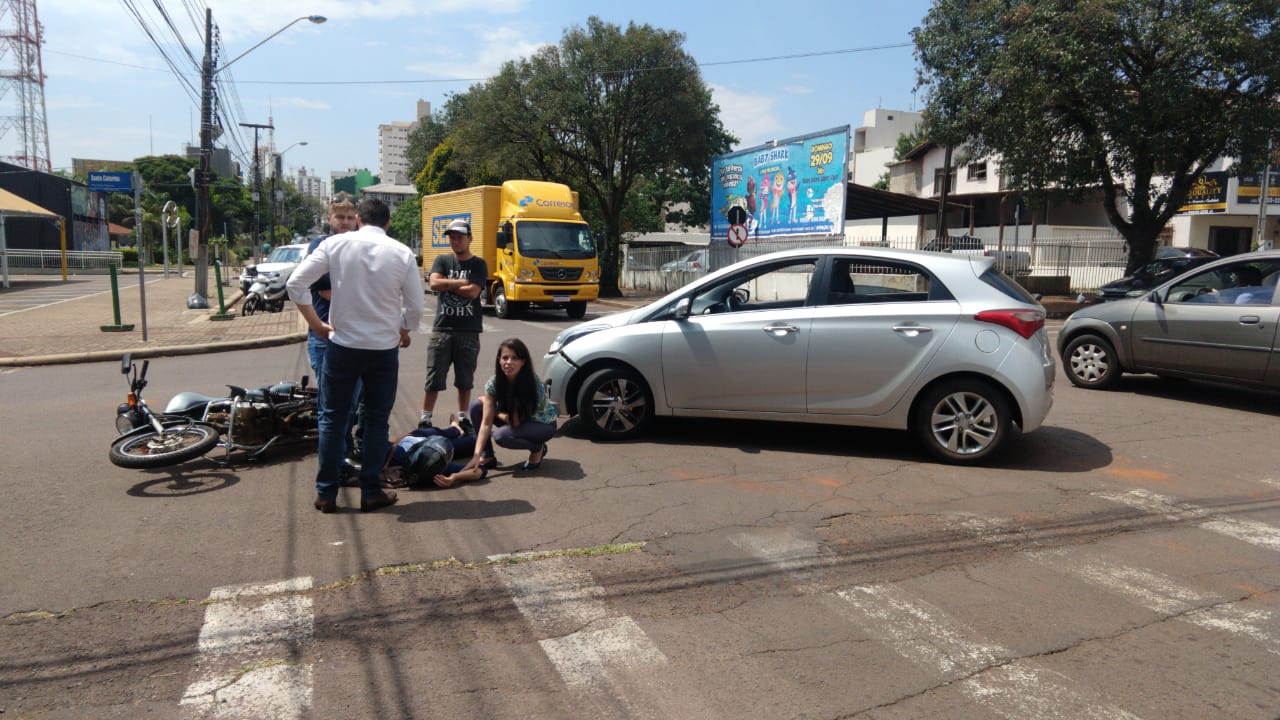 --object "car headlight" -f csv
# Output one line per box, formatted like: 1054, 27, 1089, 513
548, 323, 608, 354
